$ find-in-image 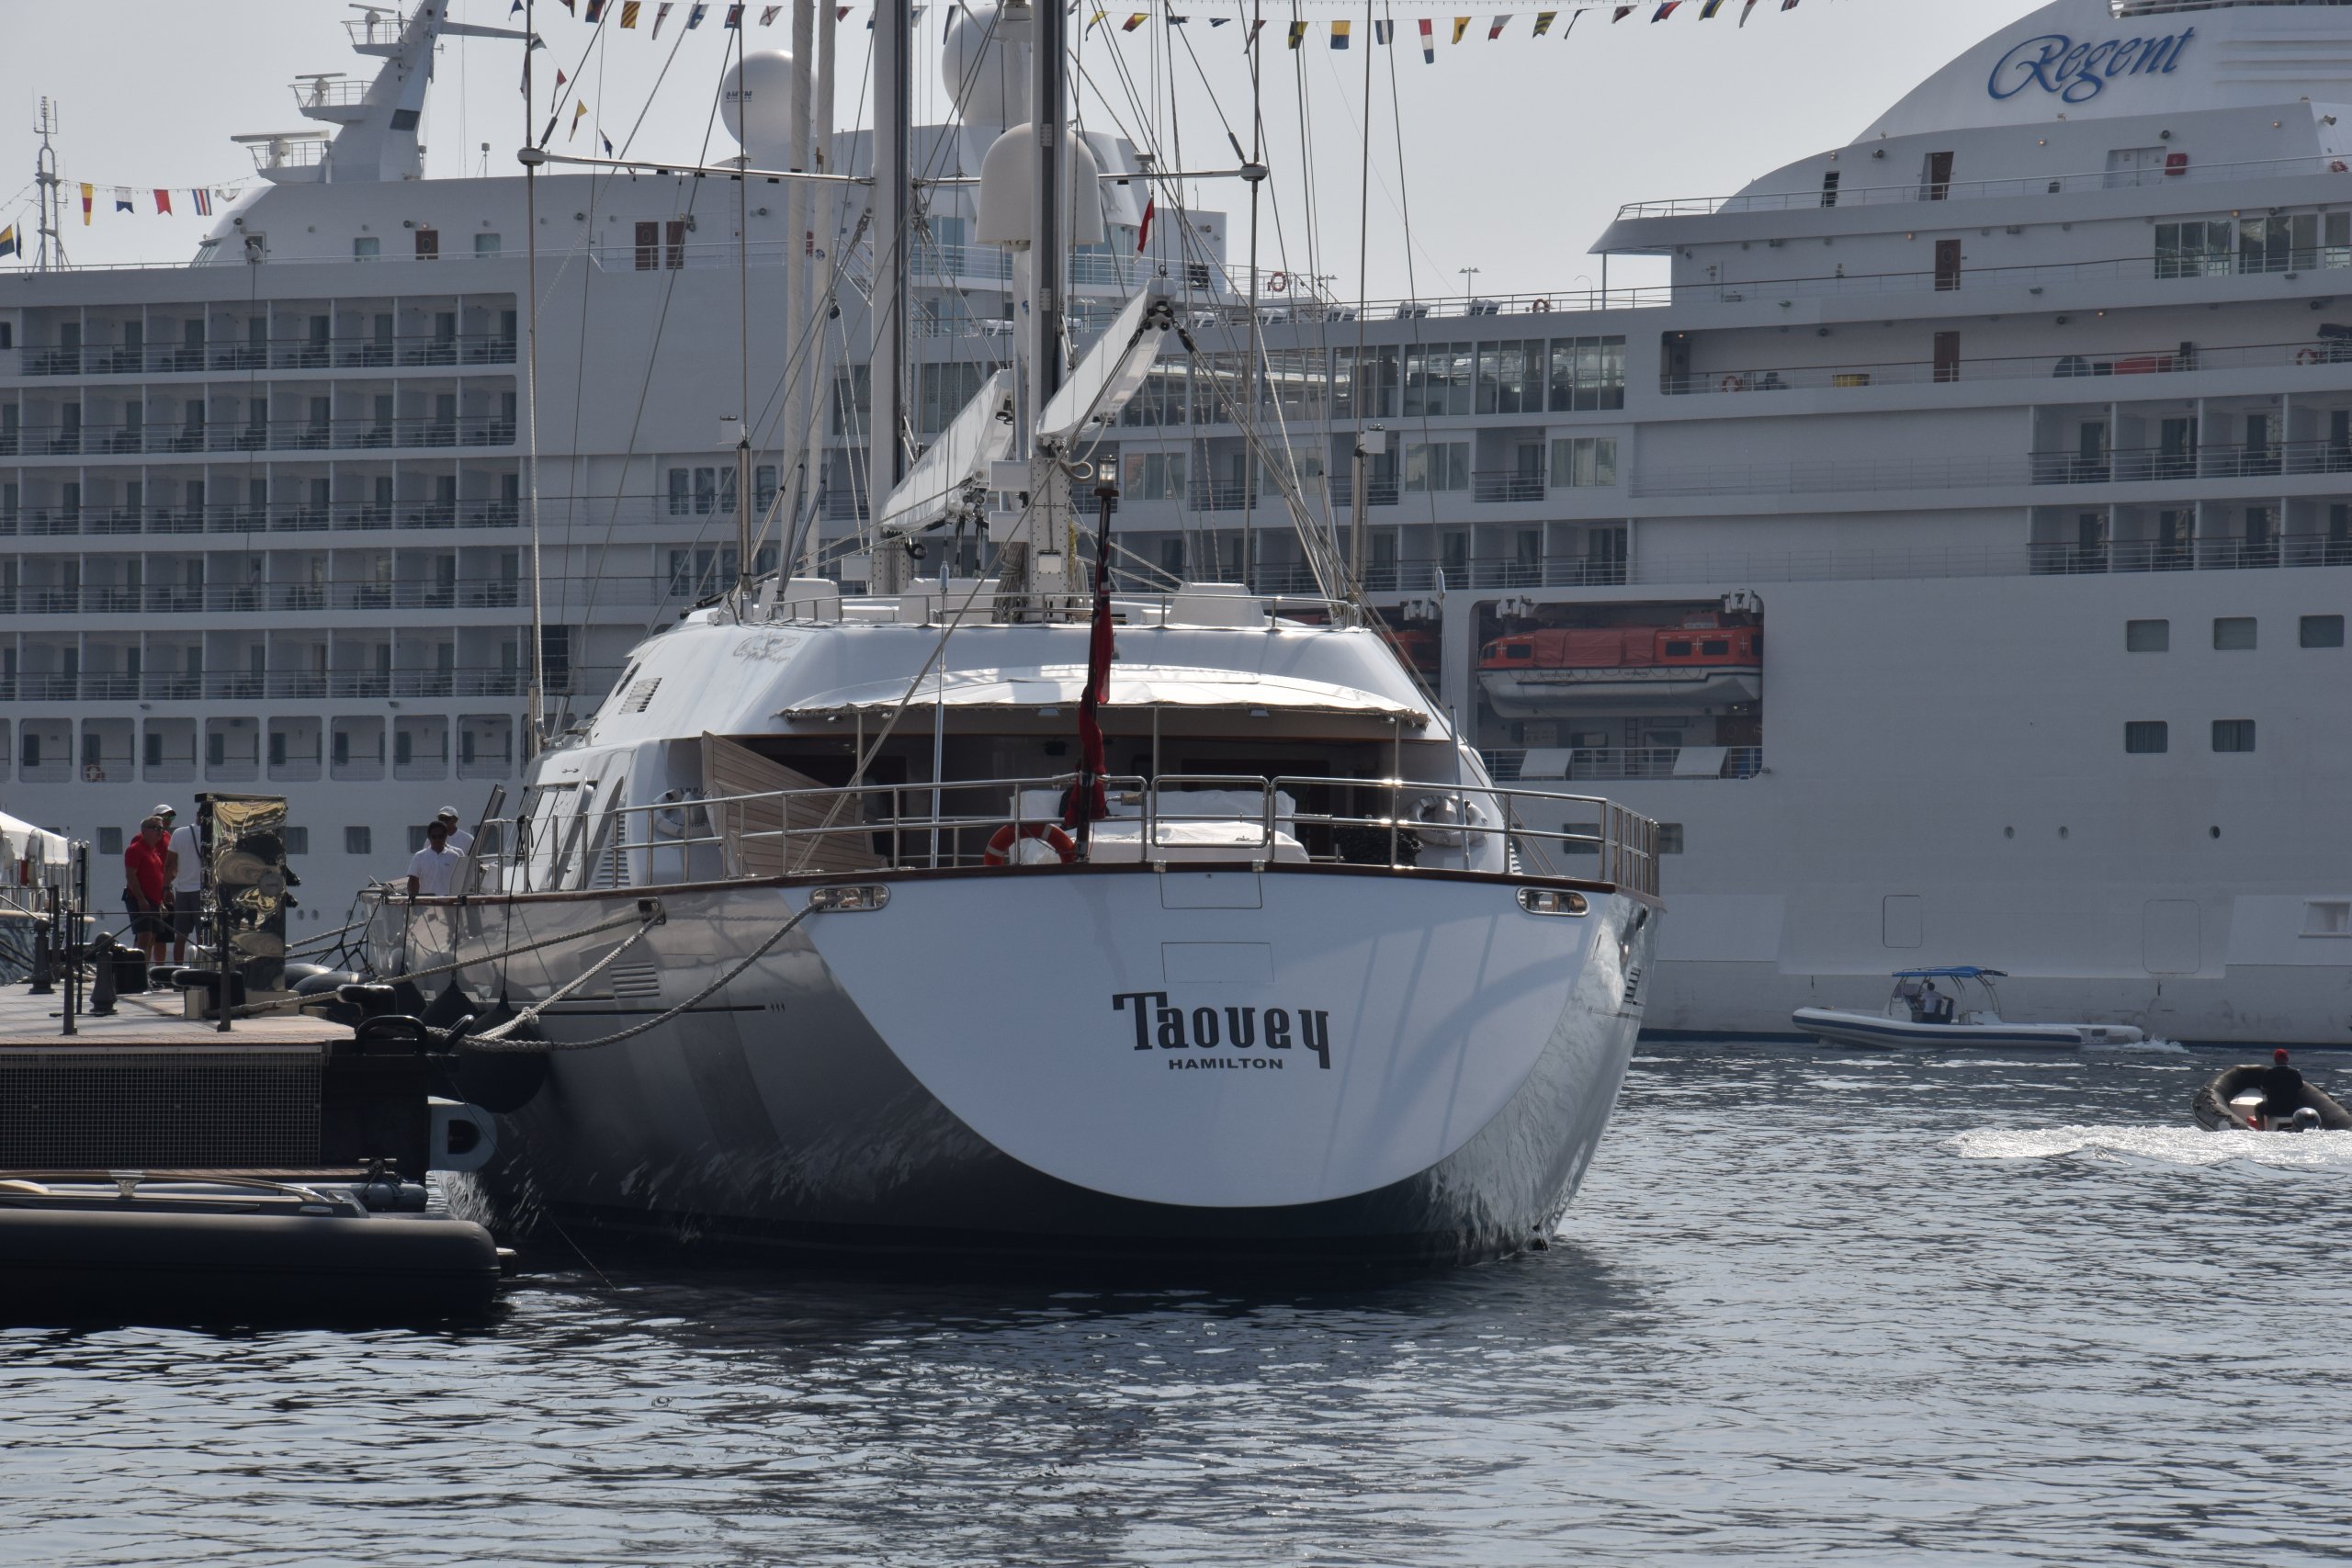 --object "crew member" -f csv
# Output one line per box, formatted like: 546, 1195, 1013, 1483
406, 818, 465, 899
2257, 1047, 2306, 1128
160, 803, 203, 964
1918, 979, 1947, 1024
433, 806, 474, 853
122, 815, 172, 965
